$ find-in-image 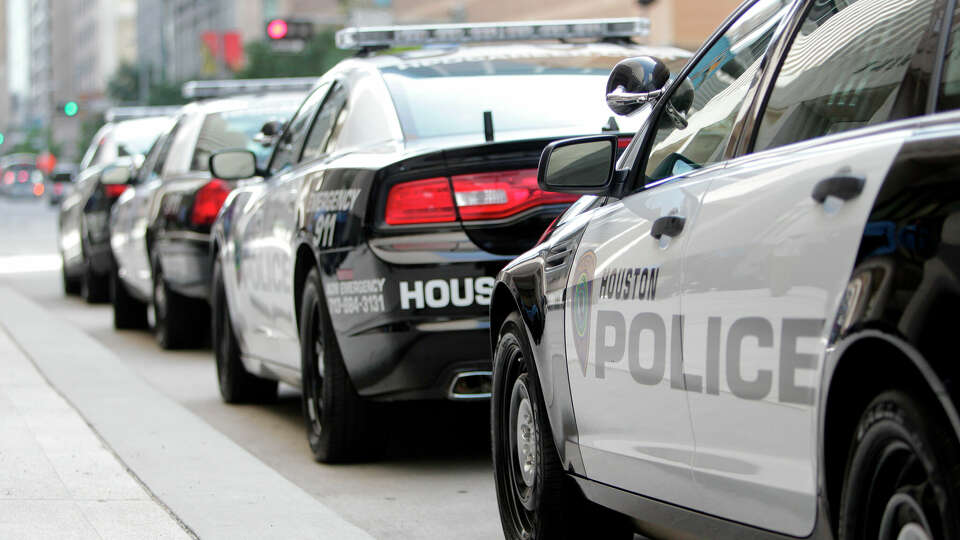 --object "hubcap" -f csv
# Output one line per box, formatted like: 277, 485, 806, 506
508, 373, 538, 511
154, 279, 166, 322
879, 491, 935, 540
